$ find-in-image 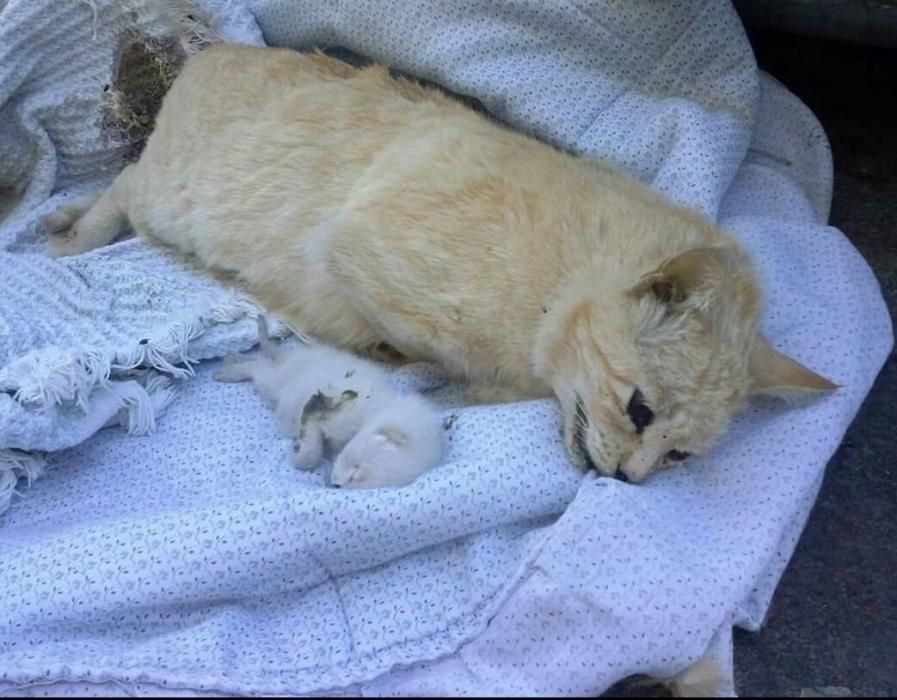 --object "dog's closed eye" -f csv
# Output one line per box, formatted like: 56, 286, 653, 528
626, 388, 654, 434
